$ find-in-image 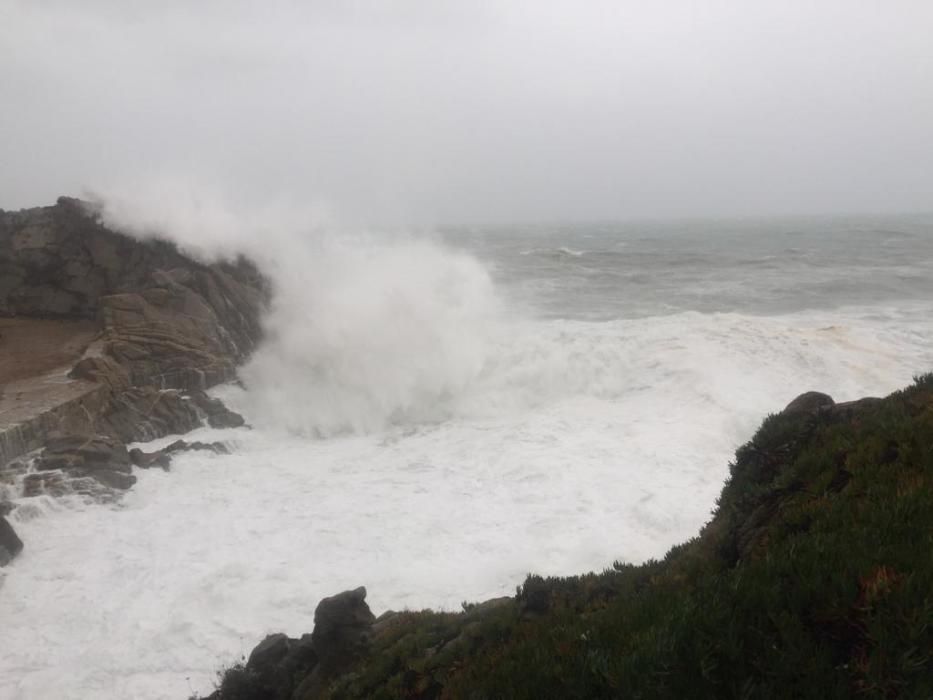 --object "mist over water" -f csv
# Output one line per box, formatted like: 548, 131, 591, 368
2, 206, 933, 699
